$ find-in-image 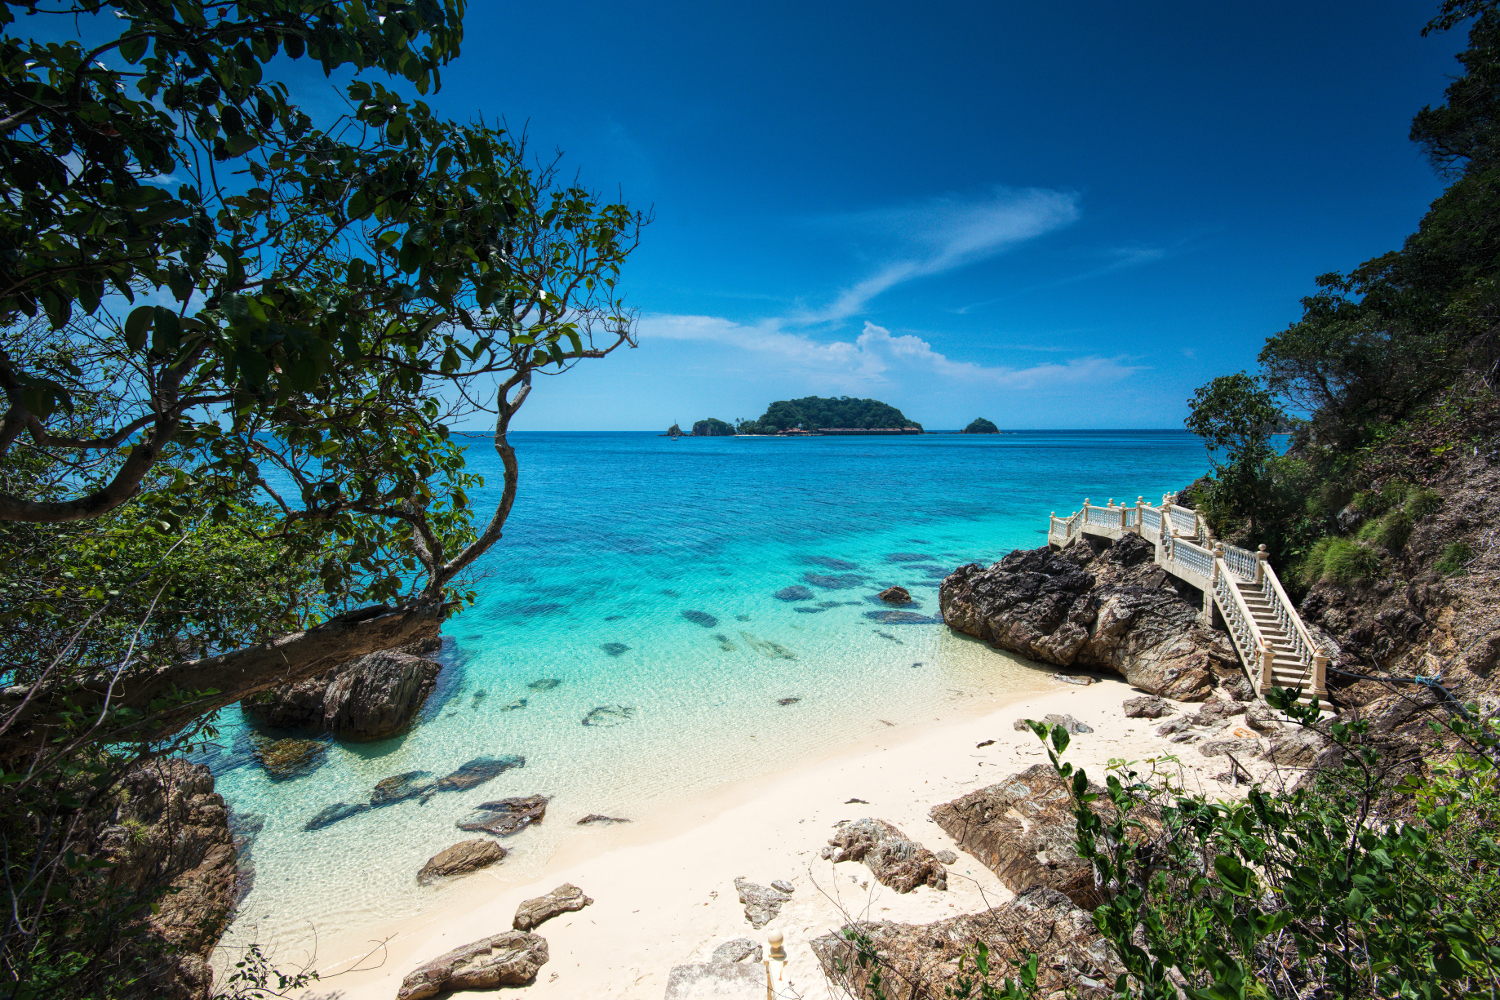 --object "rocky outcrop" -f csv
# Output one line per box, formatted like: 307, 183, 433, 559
711, 938, 763, 963
929, 764, 1104, 909
734, 877, 790, 928
251, 736, 328, 780
939, 534, 1238, 701
93, 758, 238, 1000
397, 931, 548, 1000
1122, 695, 1172, 718
820, 818, 947, 893
418, 840, 507, 885
811, 886, 1120, 1000
879, 586, 912, 603
241, 645, 442, 741
458, 795, 548, 836
512, 883, 593, 930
